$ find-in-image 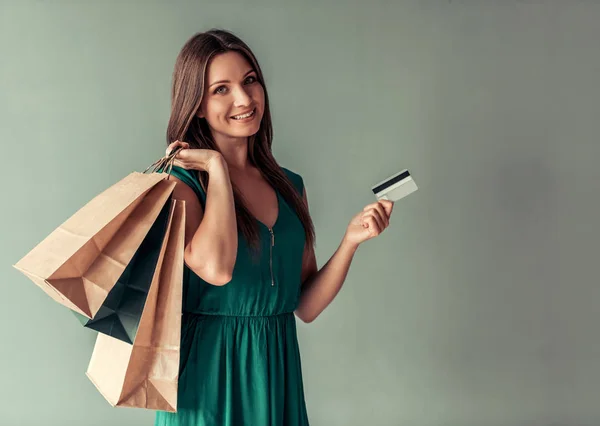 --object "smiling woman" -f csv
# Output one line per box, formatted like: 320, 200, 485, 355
154, 29, 317, 426
154, 28, 393, 426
